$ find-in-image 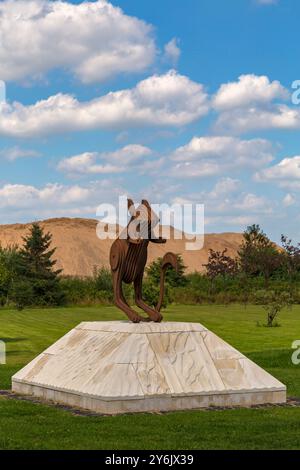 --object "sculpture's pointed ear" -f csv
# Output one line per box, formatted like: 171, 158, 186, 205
128, 198, 136, 217
141, 199, 151, 209
127, 199, 142, 244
